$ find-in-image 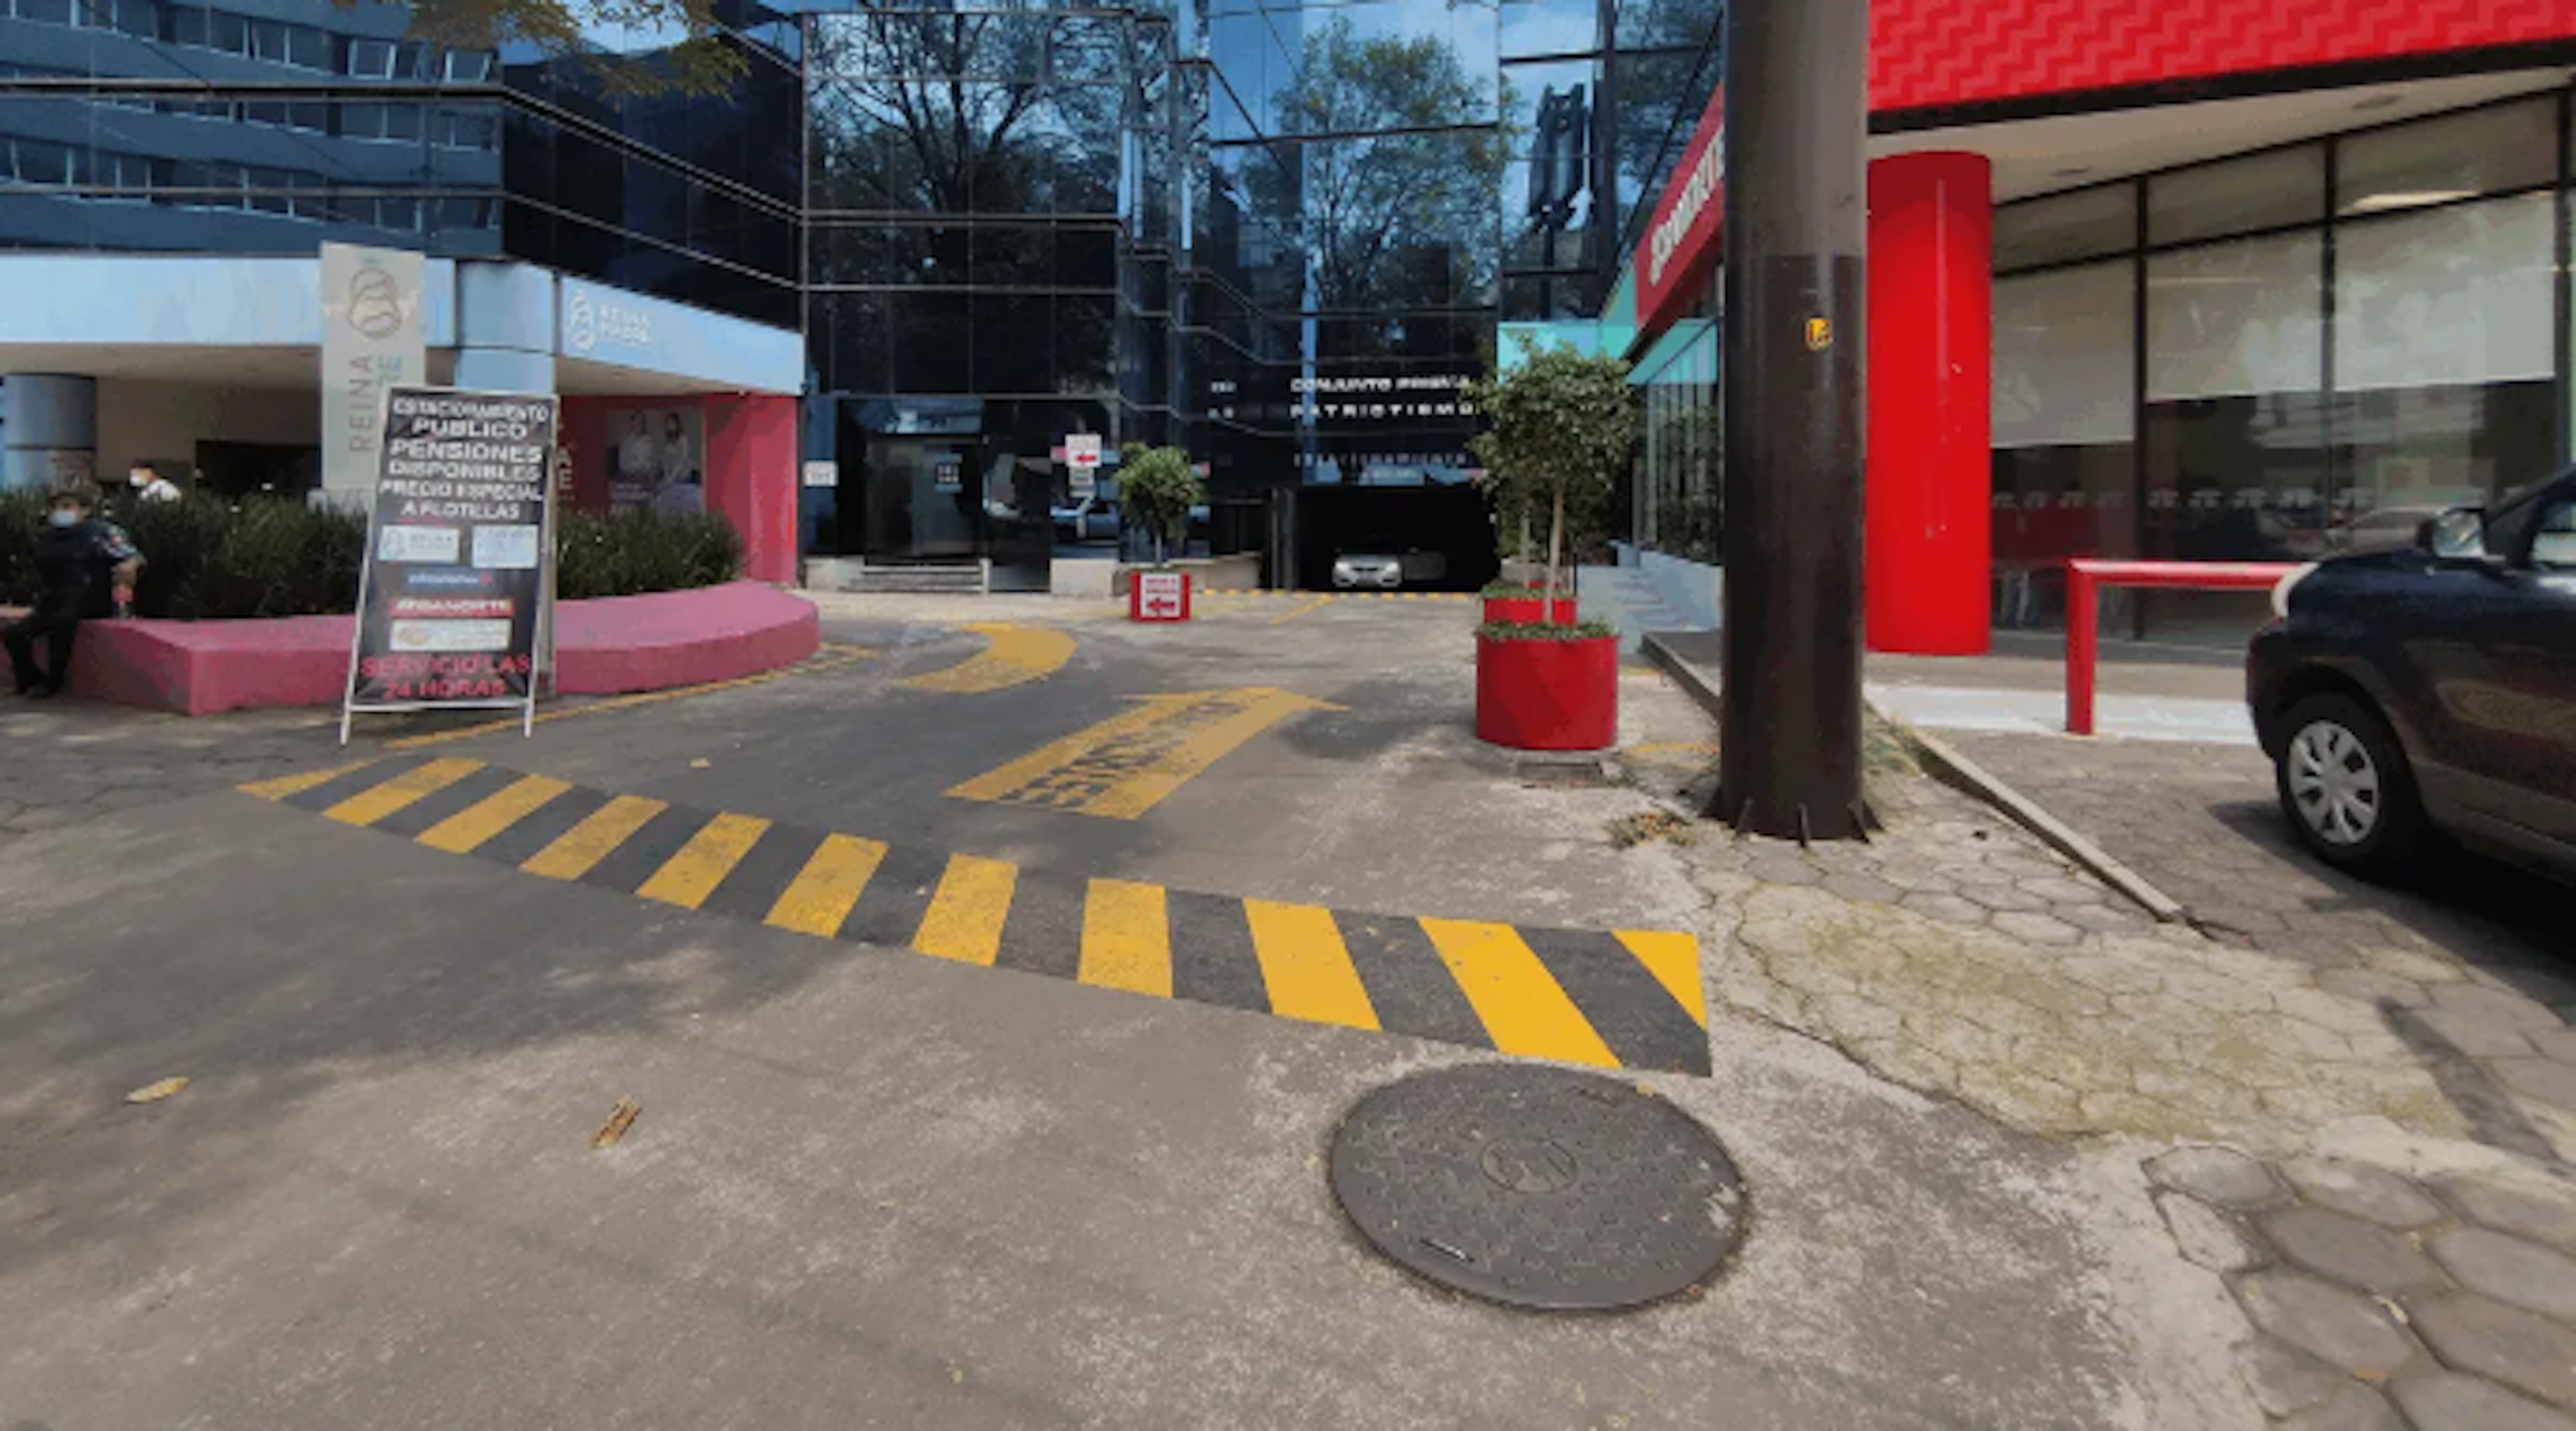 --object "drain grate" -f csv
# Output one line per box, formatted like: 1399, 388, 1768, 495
1328, 1063, 1746, 1311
